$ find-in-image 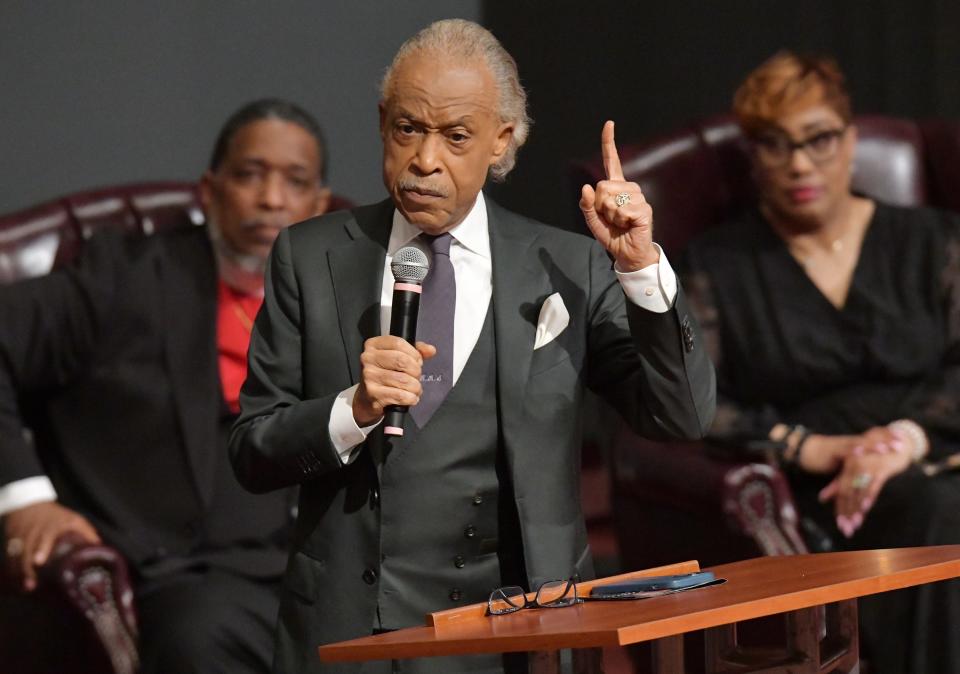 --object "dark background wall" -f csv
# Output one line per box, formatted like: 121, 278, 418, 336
0, 1, 481, 213
1, 1, 958, 230
484, 0, 960, 231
